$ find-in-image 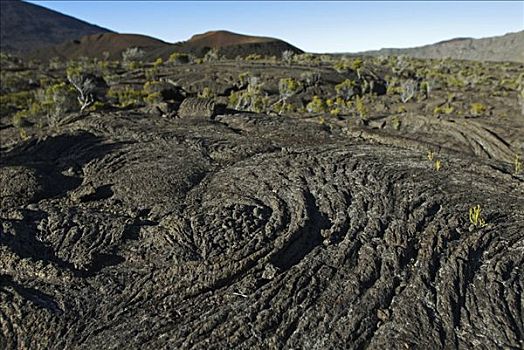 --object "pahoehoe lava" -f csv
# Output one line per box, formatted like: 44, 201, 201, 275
1, 107, 523, 349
